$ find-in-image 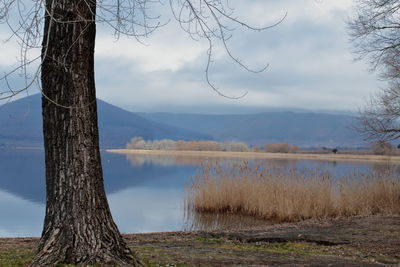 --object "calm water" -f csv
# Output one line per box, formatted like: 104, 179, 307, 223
0, 149, 398, 237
